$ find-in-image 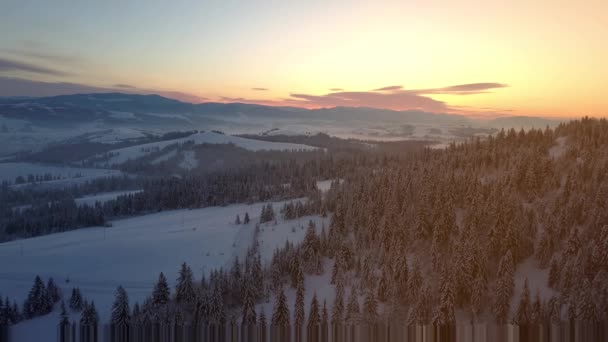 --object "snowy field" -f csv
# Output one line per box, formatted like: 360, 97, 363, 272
74, 190, 143, 206
104, 131, 318, 165
0, 162, 121, 185
0, 199, 328, 341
